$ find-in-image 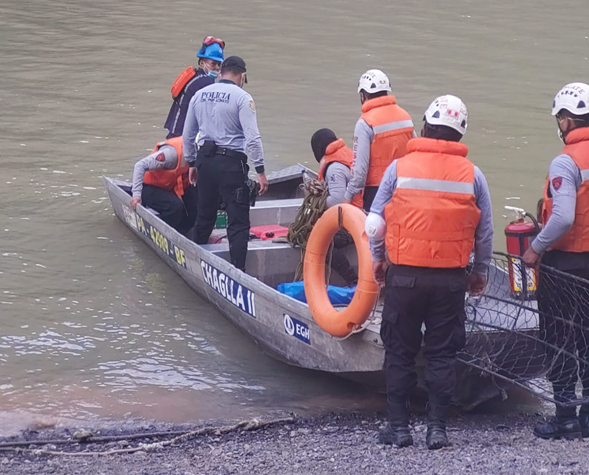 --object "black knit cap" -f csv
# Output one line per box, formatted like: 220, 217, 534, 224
311, 128, 338, 162
221, 56, 246, 72
221, 56, 247, 83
